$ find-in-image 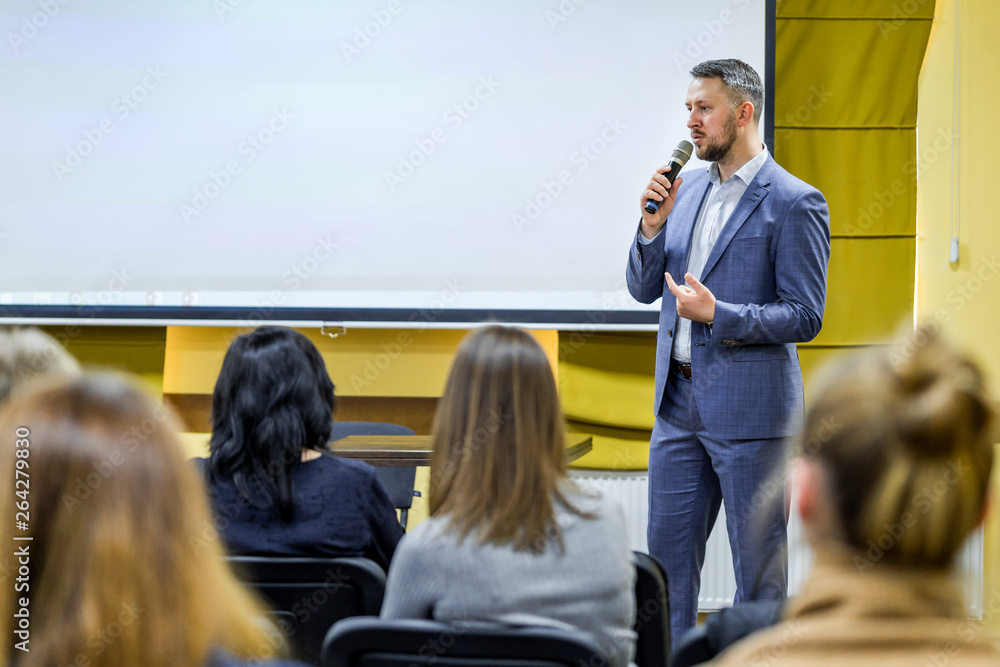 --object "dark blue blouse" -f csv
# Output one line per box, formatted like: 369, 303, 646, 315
196, 454, 404, 570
